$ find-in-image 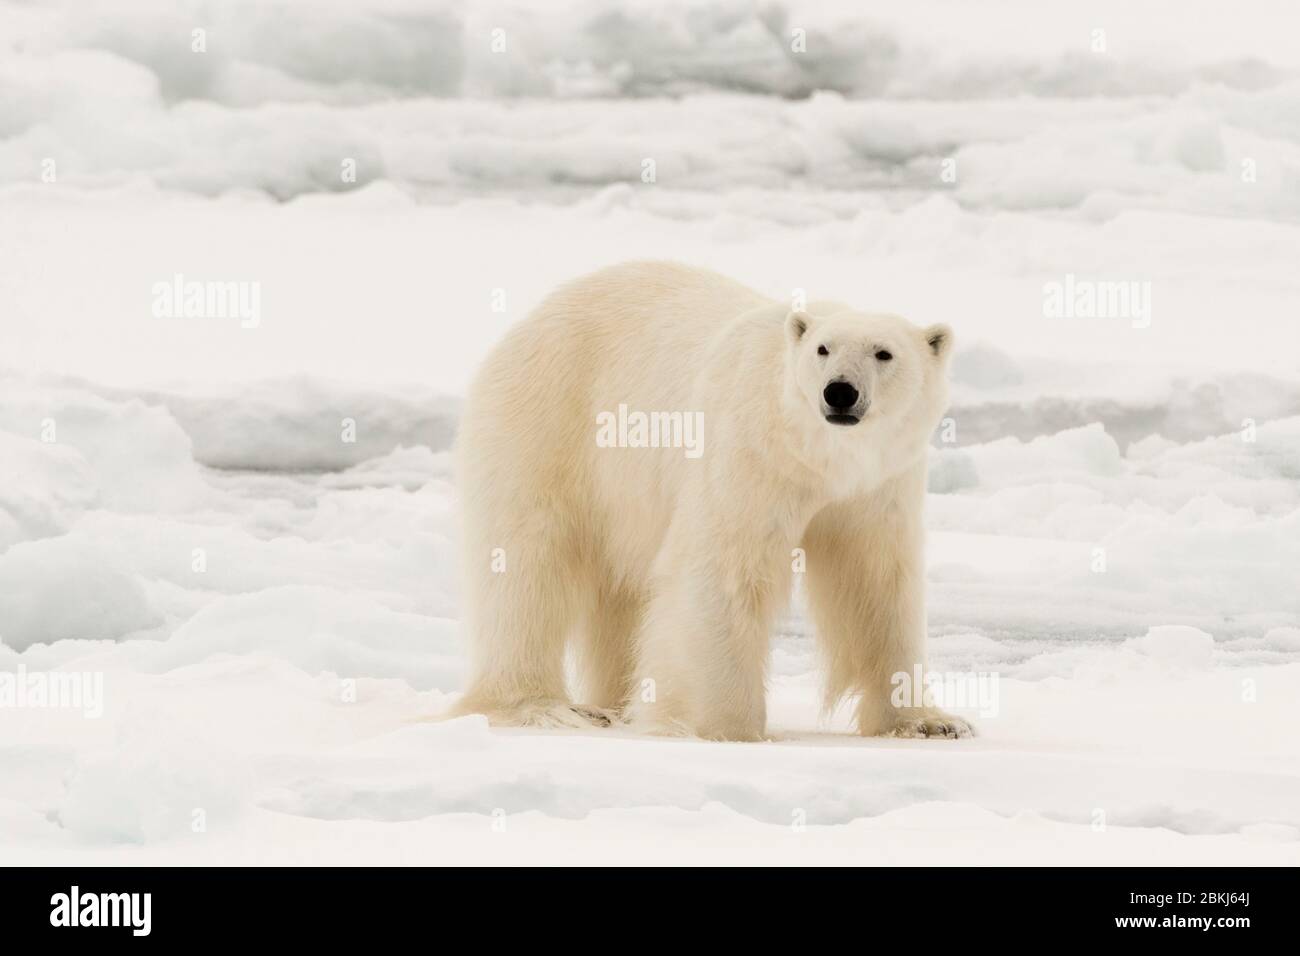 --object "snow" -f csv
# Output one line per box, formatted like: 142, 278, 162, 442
1, 0, 1299, 864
